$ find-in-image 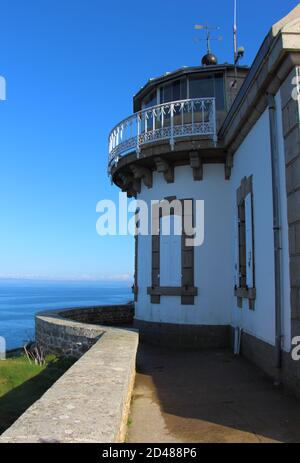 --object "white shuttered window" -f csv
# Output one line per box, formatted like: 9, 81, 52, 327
160, 215, 182, 287
245, 193, 254, 288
